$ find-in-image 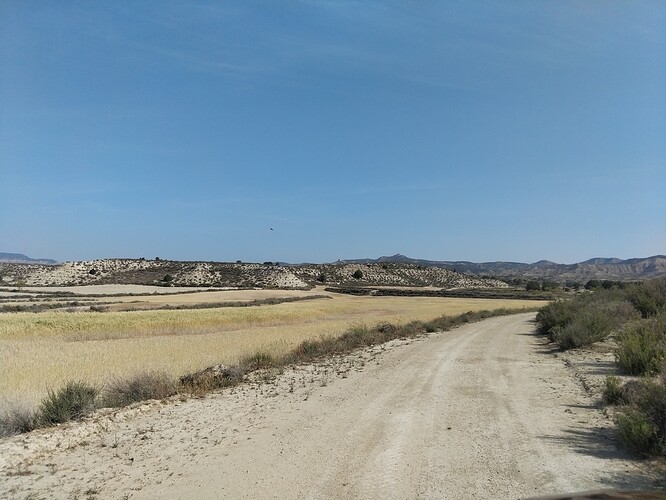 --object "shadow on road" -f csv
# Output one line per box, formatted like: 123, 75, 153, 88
543, 427, 623, 460
542, 427, 666, 491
